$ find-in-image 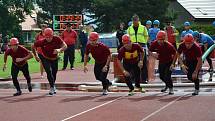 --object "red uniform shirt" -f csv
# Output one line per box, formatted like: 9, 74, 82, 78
34, 36, 64, 60
118, 43, 143, 64
178, 42, 202, 61
35, 32, 45, 55
5, 45, 30, 66
149, 40, 176, 64
165, 26, 176, 44
85, 43, 111, 64
61, 30, 77, 45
